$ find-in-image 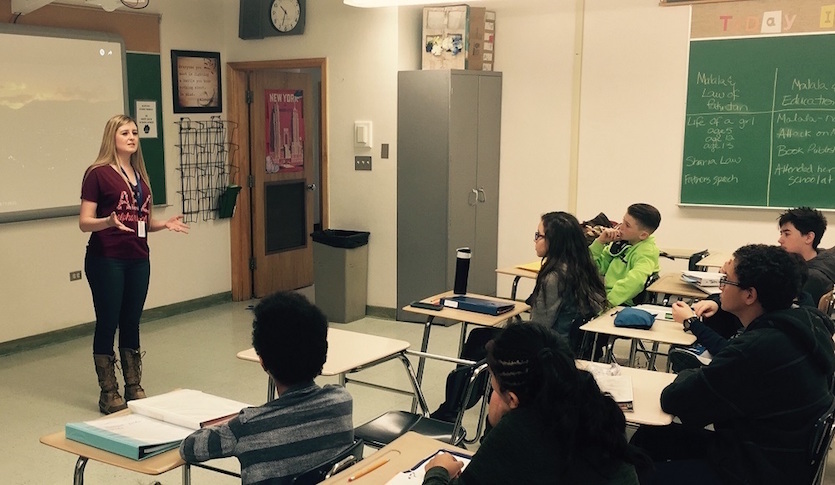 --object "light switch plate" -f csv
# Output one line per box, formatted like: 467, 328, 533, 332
355, 156, 372, 171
